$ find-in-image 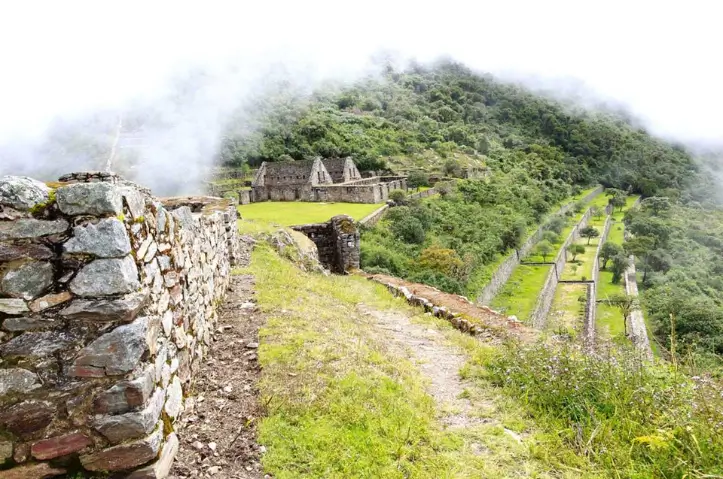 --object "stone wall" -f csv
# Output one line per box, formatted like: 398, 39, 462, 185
0, 173, 241, 477
358, 205, 389, 228
528, 207, 593, 328
477, 186, 603, 306
291, 215, 359, 273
